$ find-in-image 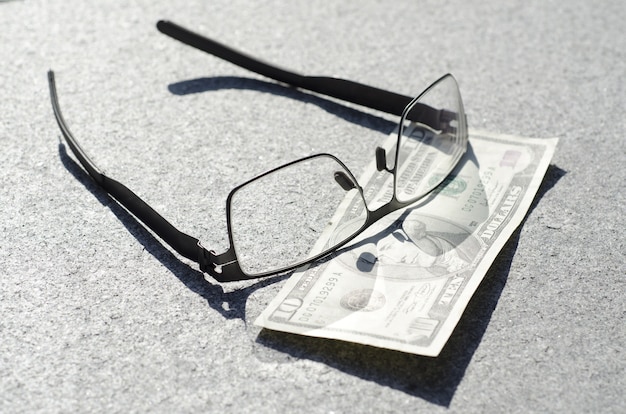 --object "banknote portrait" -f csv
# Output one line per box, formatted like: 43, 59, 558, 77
333, 211, 481, 280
